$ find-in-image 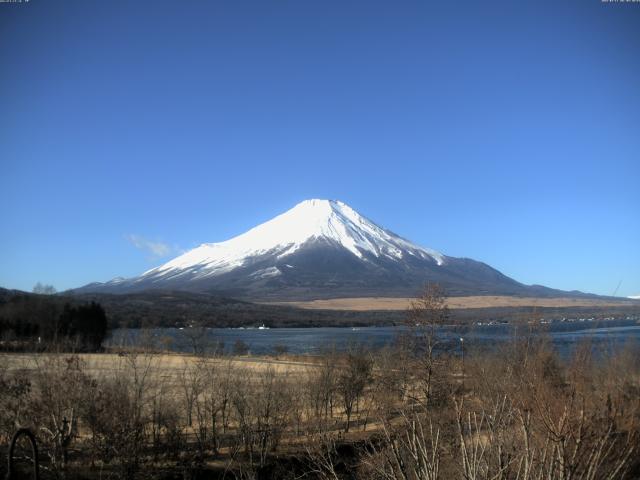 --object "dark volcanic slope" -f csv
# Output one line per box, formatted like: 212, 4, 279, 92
73, 239, 596, 301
